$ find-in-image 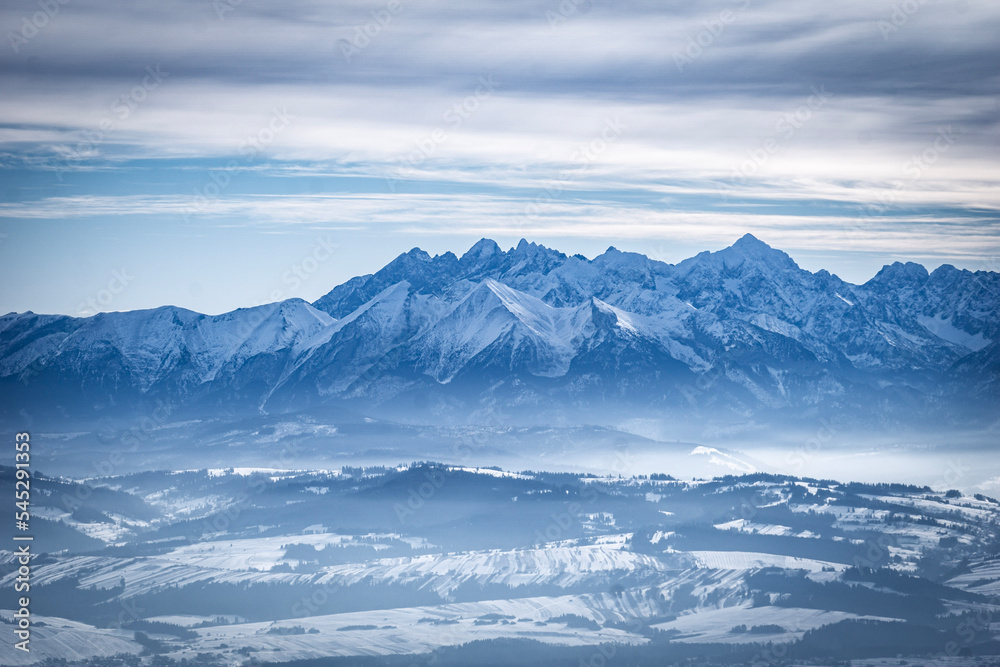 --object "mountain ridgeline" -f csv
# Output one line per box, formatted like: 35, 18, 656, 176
2, 235, 998, 430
